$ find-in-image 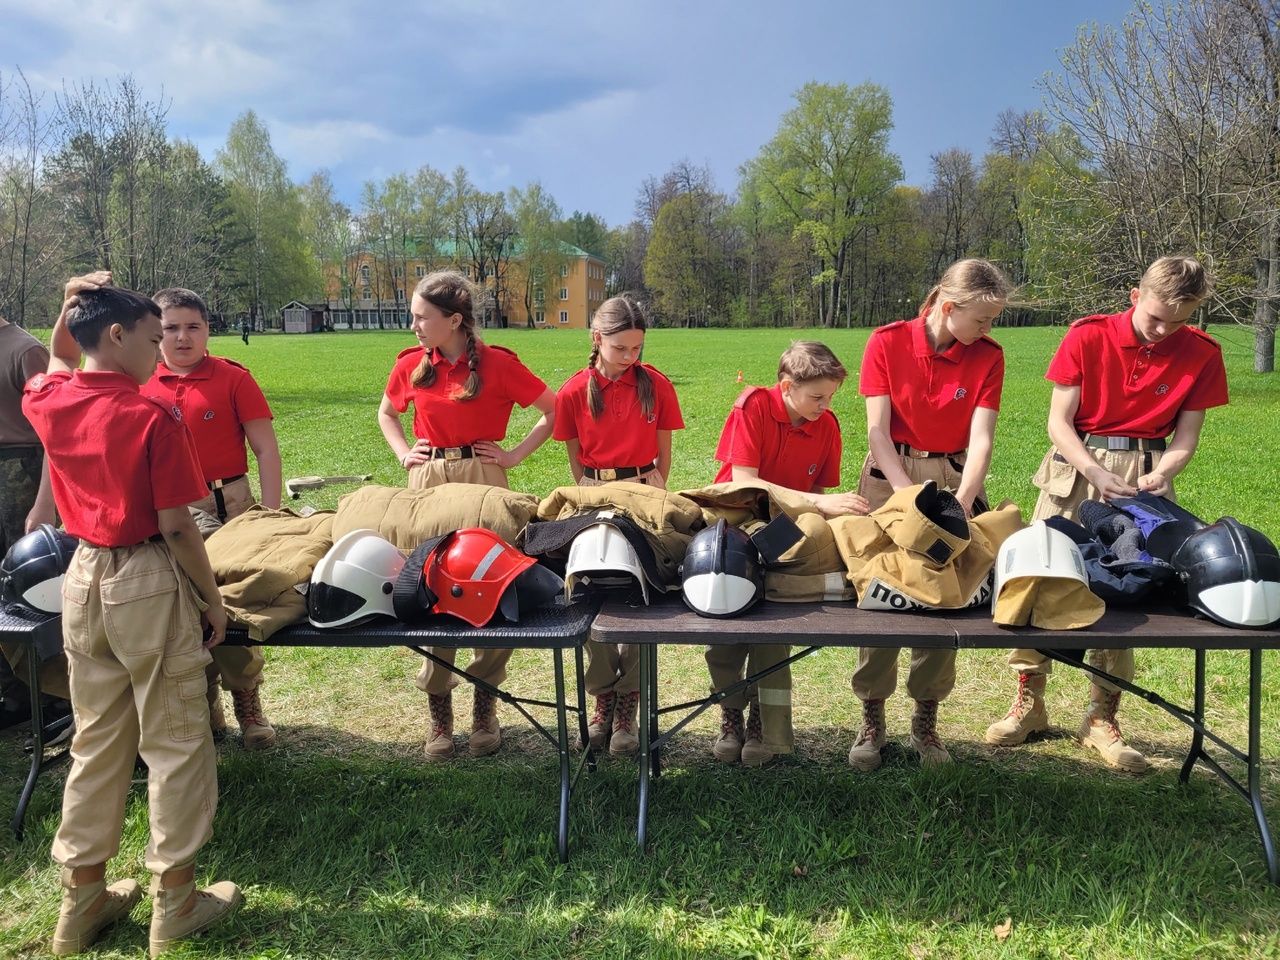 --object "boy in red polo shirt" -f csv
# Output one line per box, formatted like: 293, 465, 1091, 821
141, 287, 281, 751
23, 273, 240, 957
848, 258, 1012, 773
986, 255, 1228, 772
707, 341, 868, 766
554, 295, 684, 756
